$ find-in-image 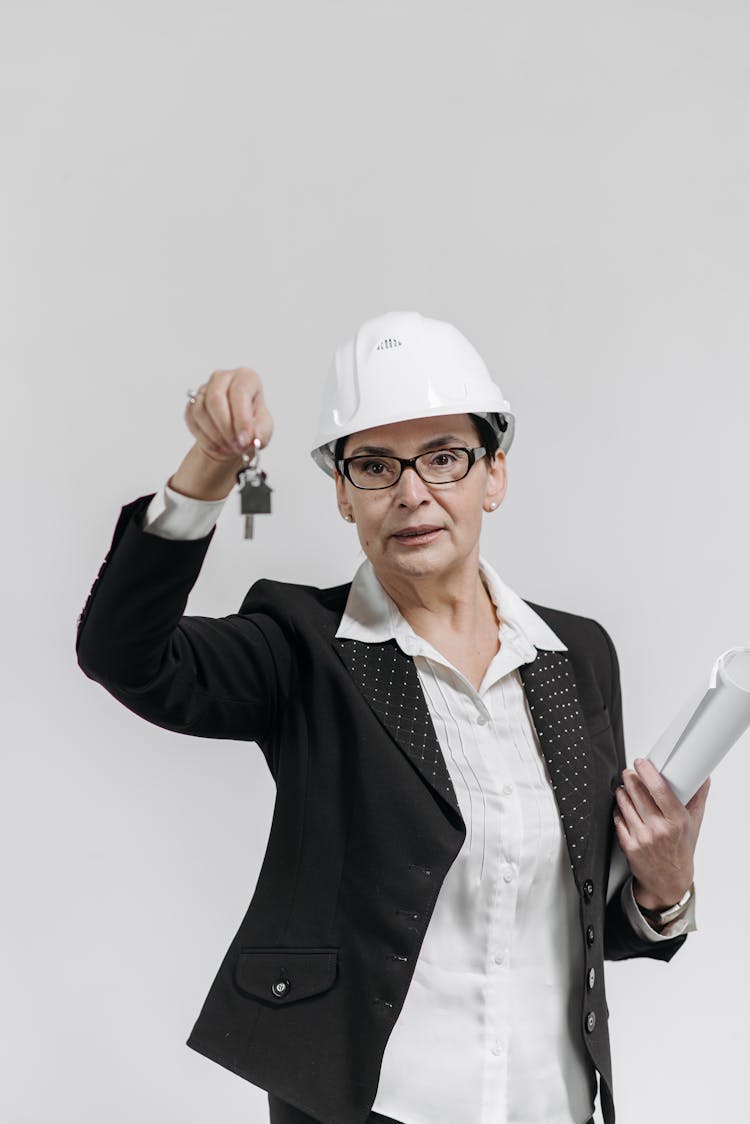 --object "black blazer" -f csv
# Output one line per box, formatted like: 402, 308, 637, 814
76, 495, 686, 1124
